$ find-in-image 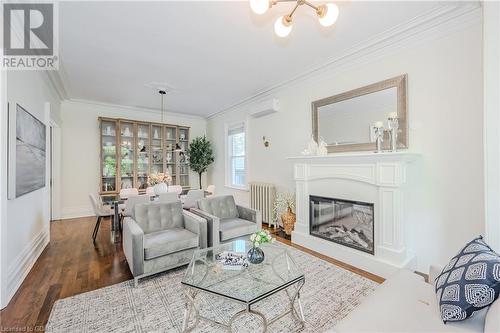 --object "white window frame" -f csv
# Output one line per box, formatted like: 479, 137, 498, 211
225, 120, 248, 191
